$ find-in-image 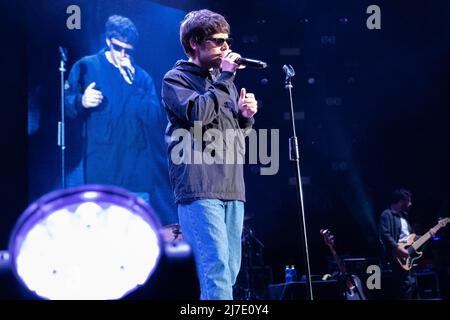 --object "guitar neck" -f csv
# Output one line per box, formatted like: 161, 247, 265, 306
330, 247, 347, 273
323, 232, 358, 293
412, 224, 442, 250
